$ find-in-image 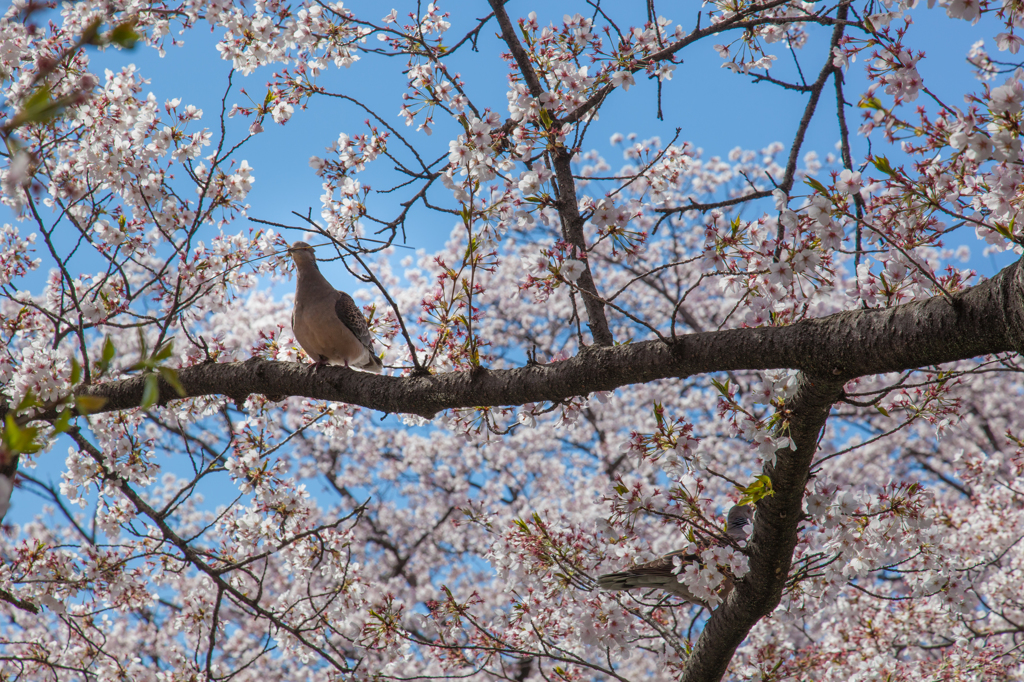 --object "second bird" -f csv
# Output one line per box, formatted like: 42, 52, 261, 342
597, 504, 754, 607
289, 241, 383, 373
